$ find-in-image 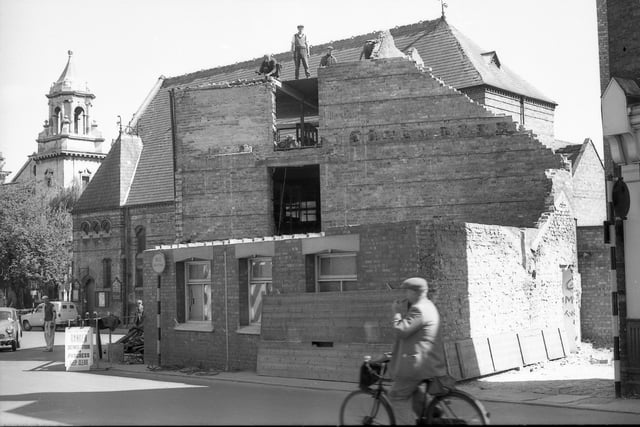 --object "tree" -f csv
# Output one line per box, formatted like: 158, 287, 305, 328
0, 183, 74, 307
